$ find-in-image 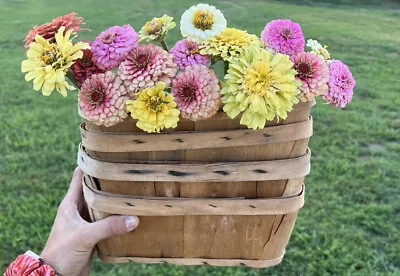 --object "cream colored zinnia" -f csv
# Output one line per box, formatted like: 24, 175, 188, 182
306, 39, 331, 61
222, 47, 301, 130
126, 82, 180, 133
201, 28, 262, 61
180, 3, 227, 42
21, 26, 90, 96
139, 15, 176, 42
